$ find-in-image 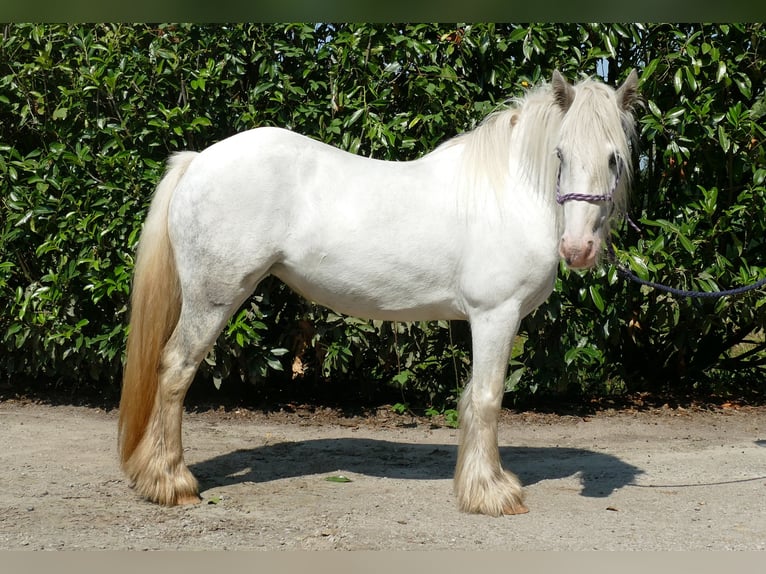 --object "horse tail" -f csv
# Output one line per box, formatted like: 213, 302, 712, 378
118, 151, 197, 467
